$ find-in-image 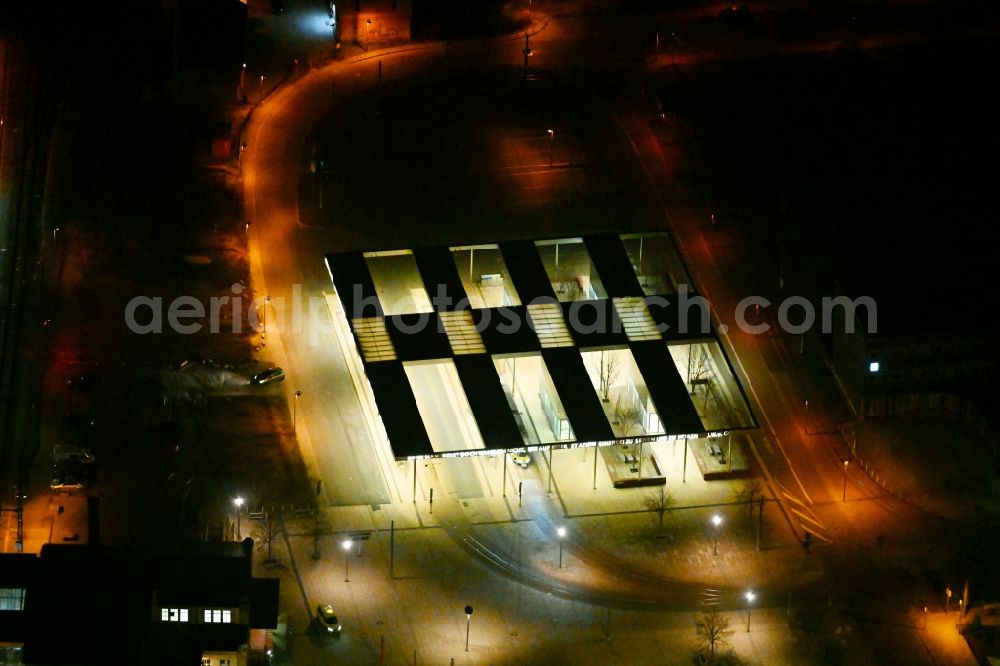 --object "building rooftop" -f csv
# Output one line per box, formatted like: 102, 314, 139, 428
326, 232, 756, 460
